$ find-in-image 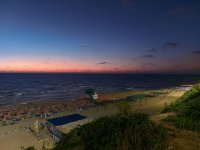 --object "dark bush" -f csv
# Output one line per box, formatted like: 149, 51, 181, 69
53, 113, 167, 150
